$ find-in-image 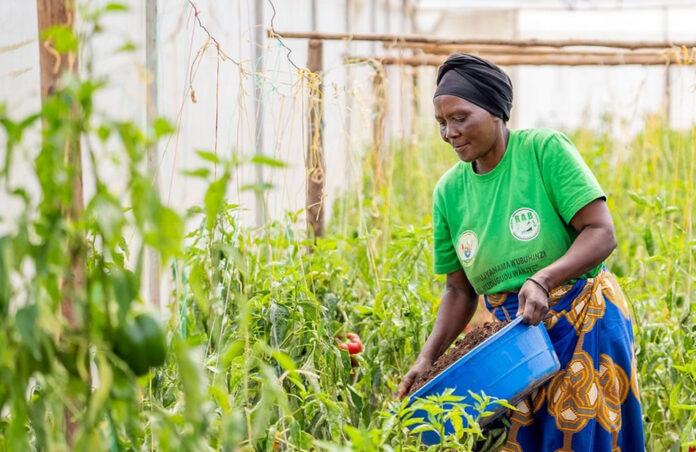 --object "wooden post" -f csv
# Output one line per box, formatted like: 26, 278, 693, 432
37, 0, 77, 99
306, 39, 325, 241
371, 64, 386, 191
146, 0, 160, 307
36, 0, 82, 326
36, 0, 82, 444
